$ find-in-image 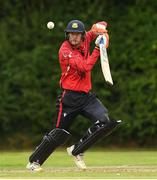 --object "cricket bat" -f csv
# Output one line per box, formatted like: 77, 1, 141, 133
99, 35, 113, 86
